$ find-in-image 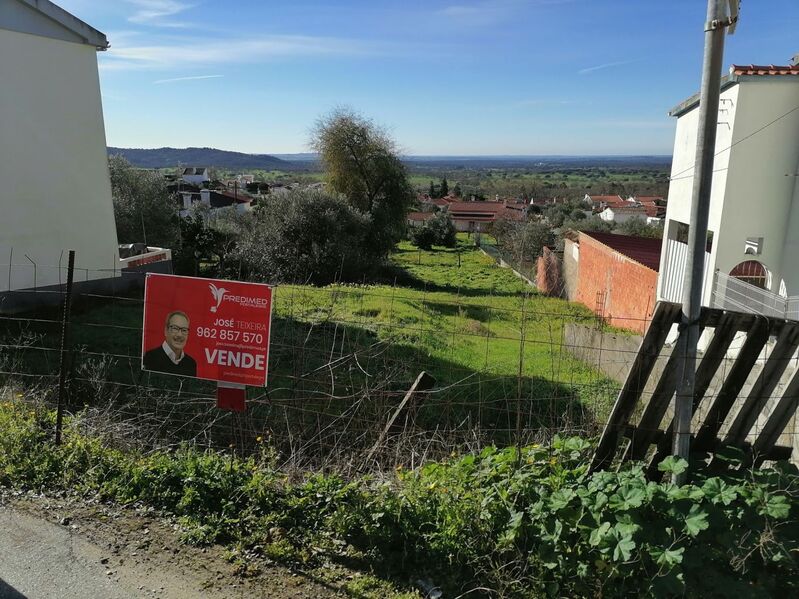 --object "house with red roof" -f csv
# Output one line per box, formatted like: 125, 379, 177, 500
658, 60, 799, 317
584, 194, 627, 211
598, 205, 650, 224
563, 231, 662, 333
444, 200, 525, 232
409, 200, 526, 232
